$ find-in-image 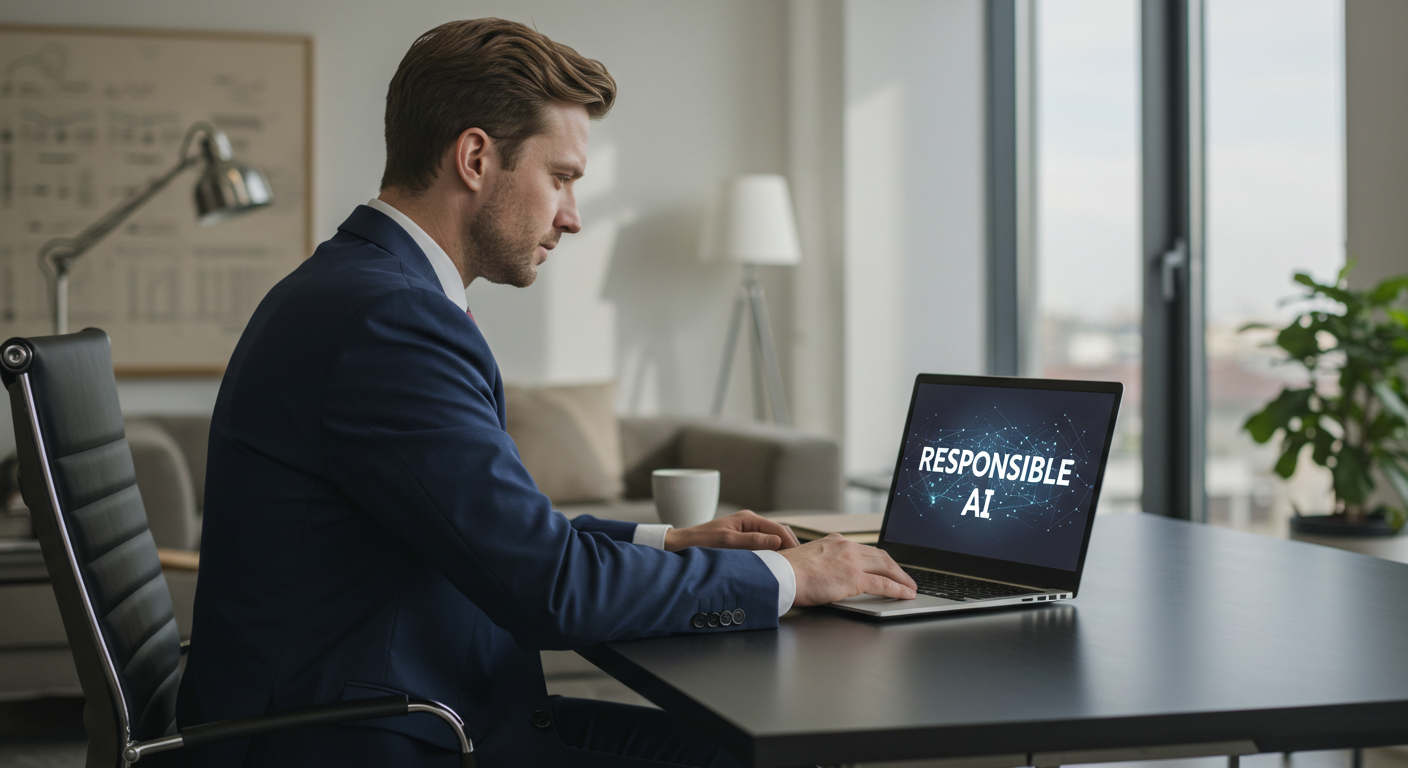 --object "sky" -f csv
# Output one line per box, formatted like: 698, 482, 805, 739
1036, 0, 1344, 327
